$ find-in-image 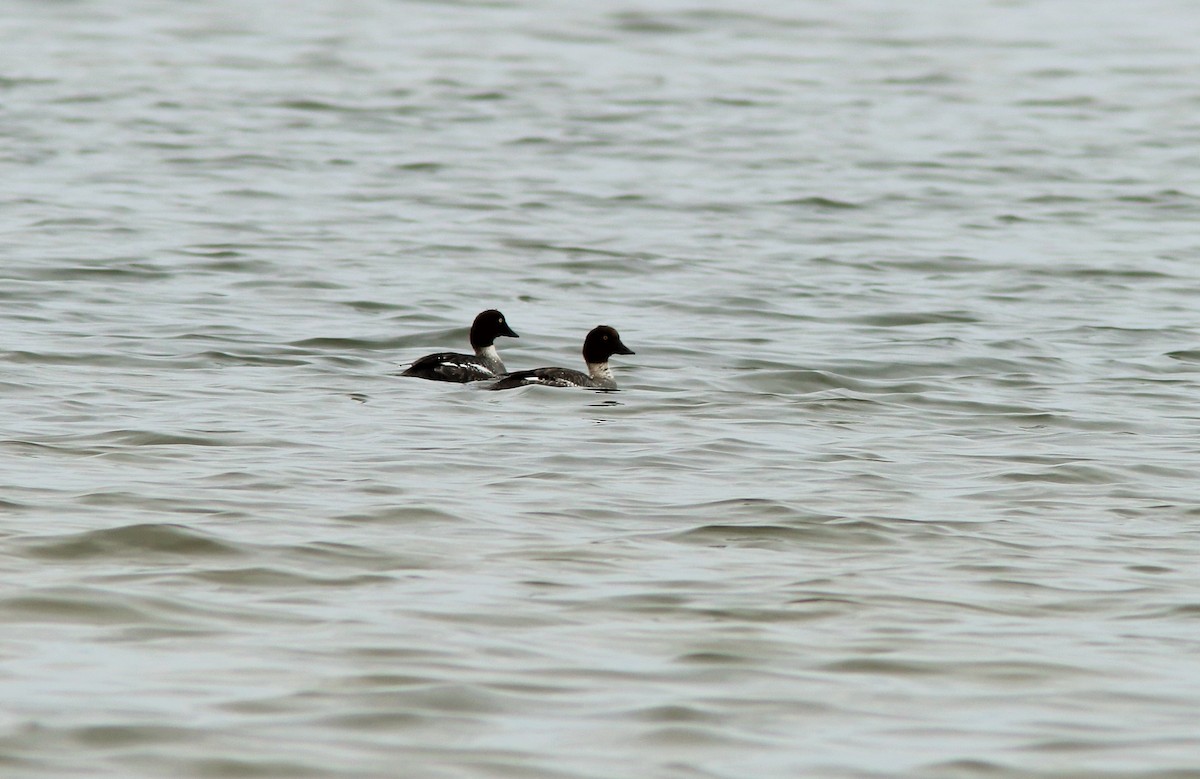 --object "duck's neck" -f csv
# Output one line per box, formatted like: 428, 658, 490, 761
587, 361, 614, 385
475, 344, 504, 373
